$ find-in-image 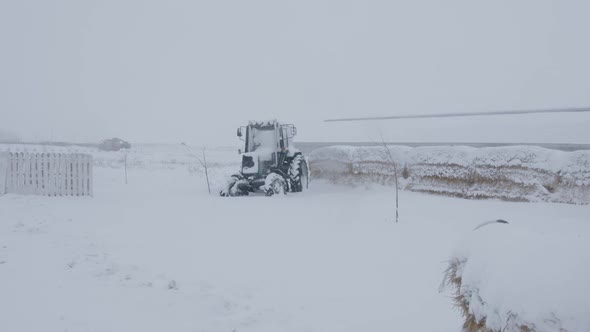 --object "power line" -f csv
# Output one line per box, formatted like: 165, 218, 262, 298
324, 107, 590, 122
